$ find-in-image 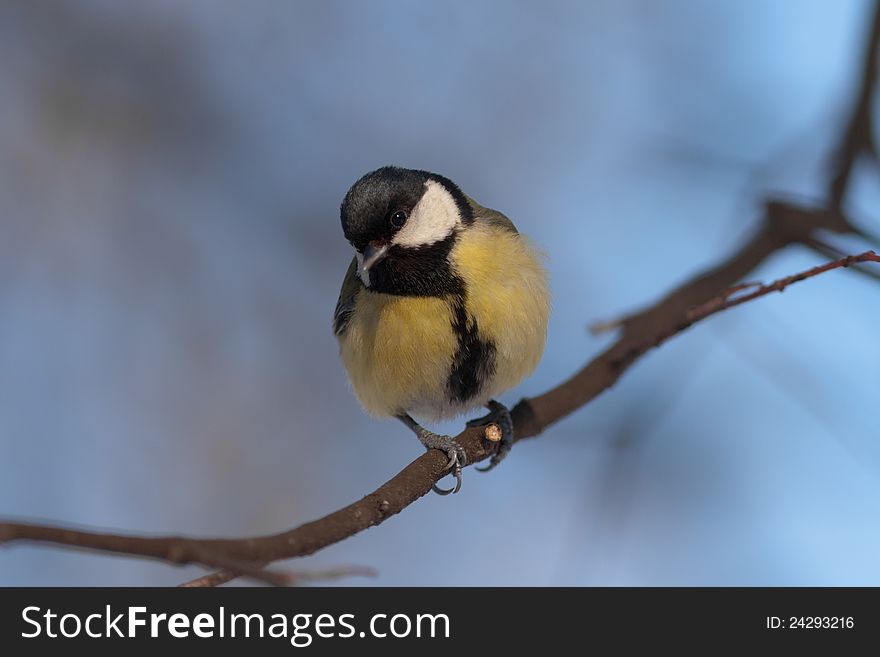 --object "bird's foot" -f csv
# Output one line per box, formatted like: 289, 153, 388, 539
416, 429, 468, 495
466, 399, 513, 473
397, 414, 468, 495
